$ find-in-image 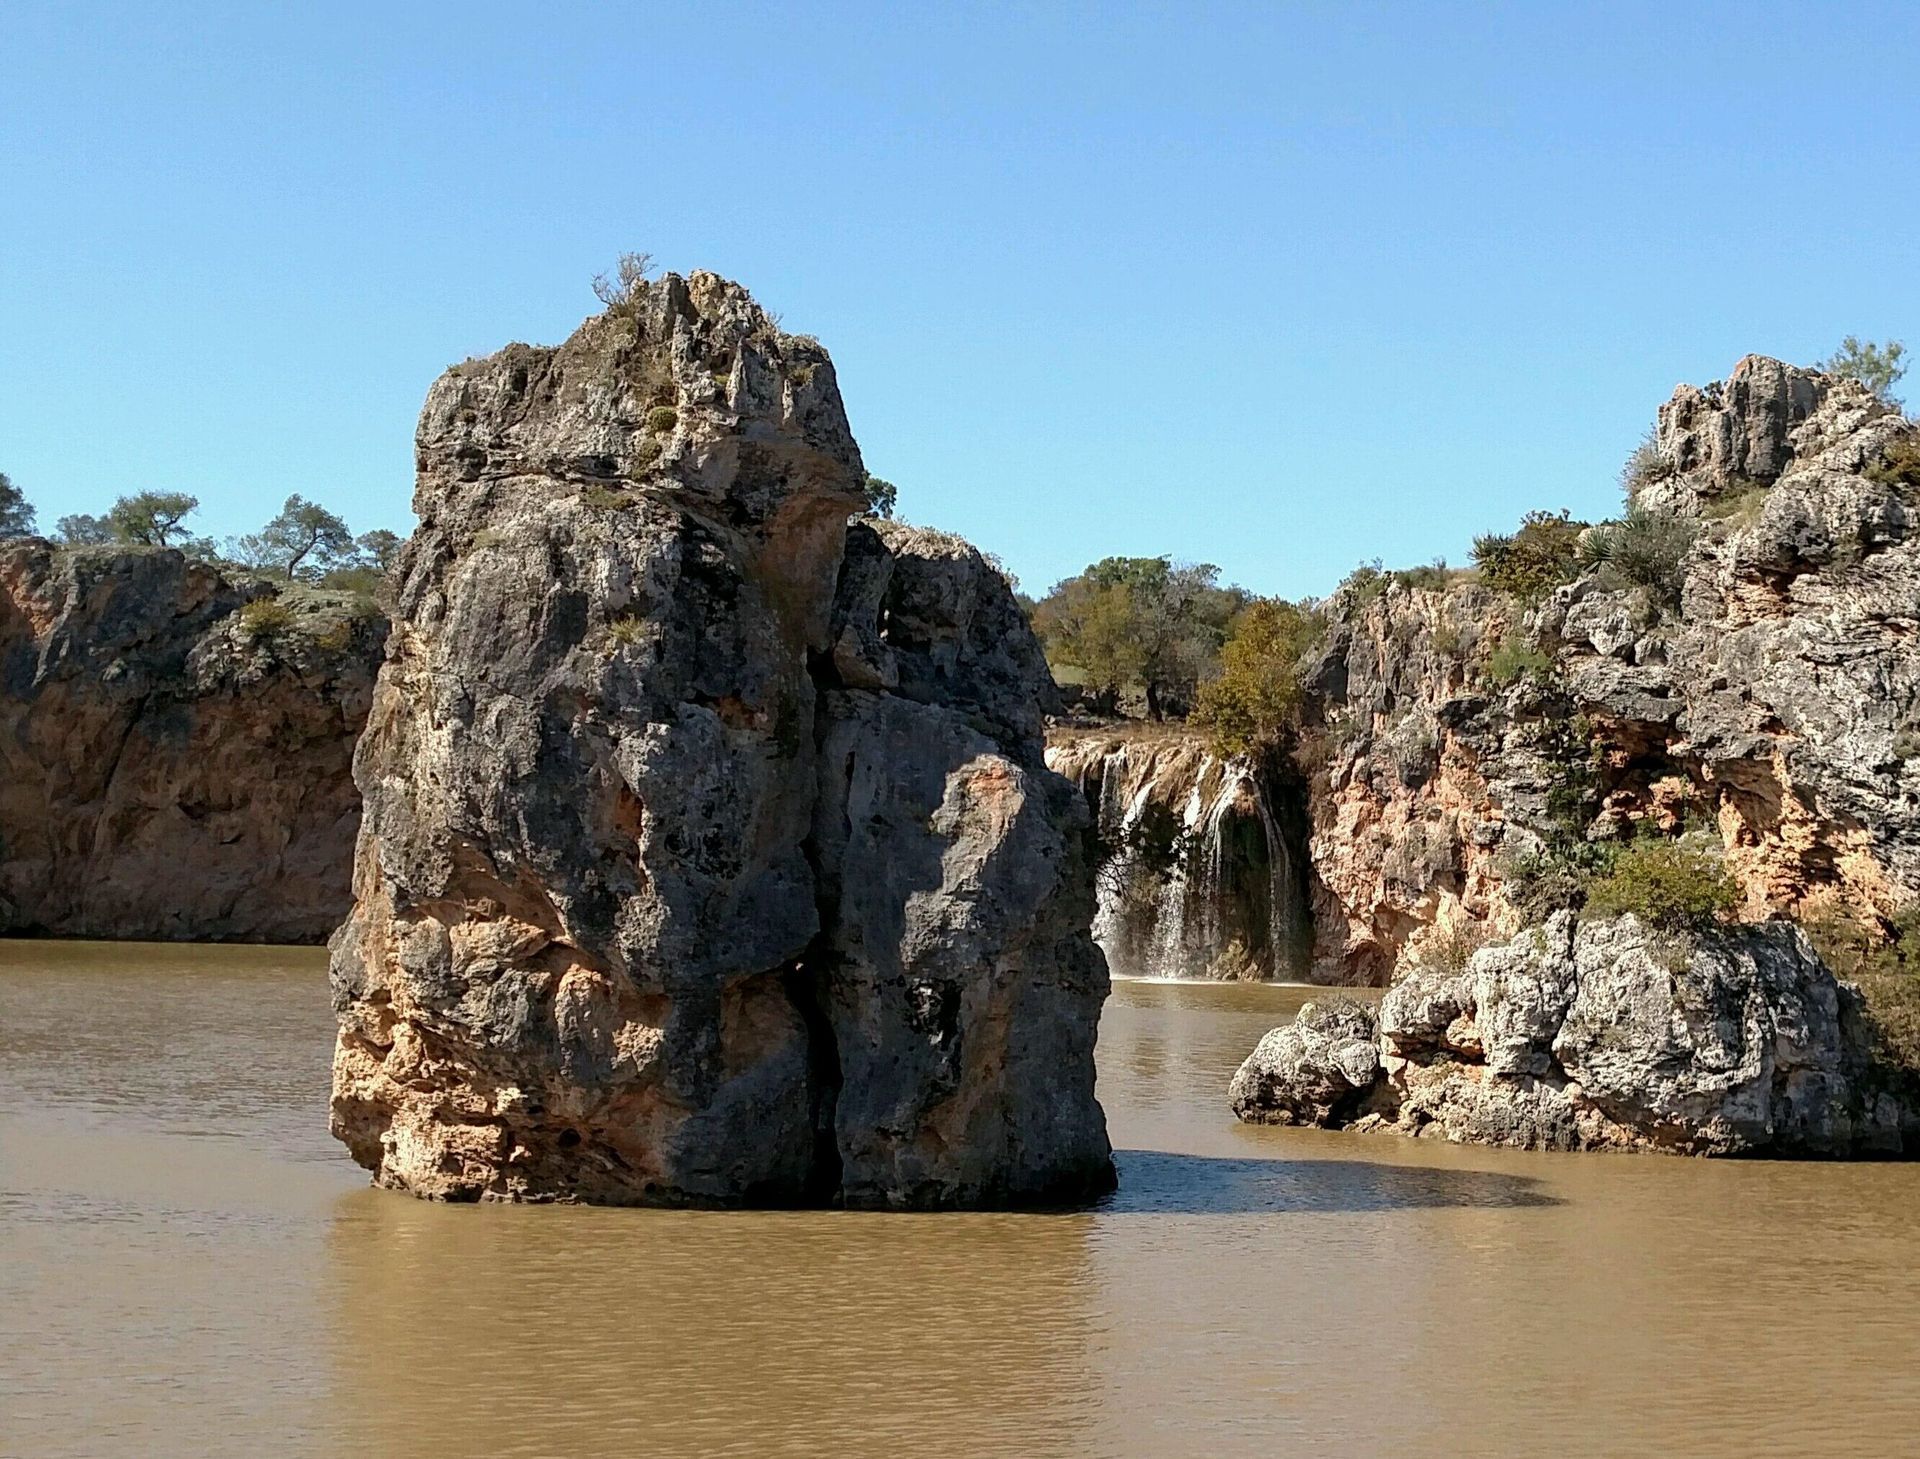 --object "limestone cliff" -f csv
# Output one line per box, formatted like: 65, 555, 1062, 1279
0, 540, 383, 942
328, 272, 1113, 1208
1303, 356, 1919, 980
1044, 356, 1916, 991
